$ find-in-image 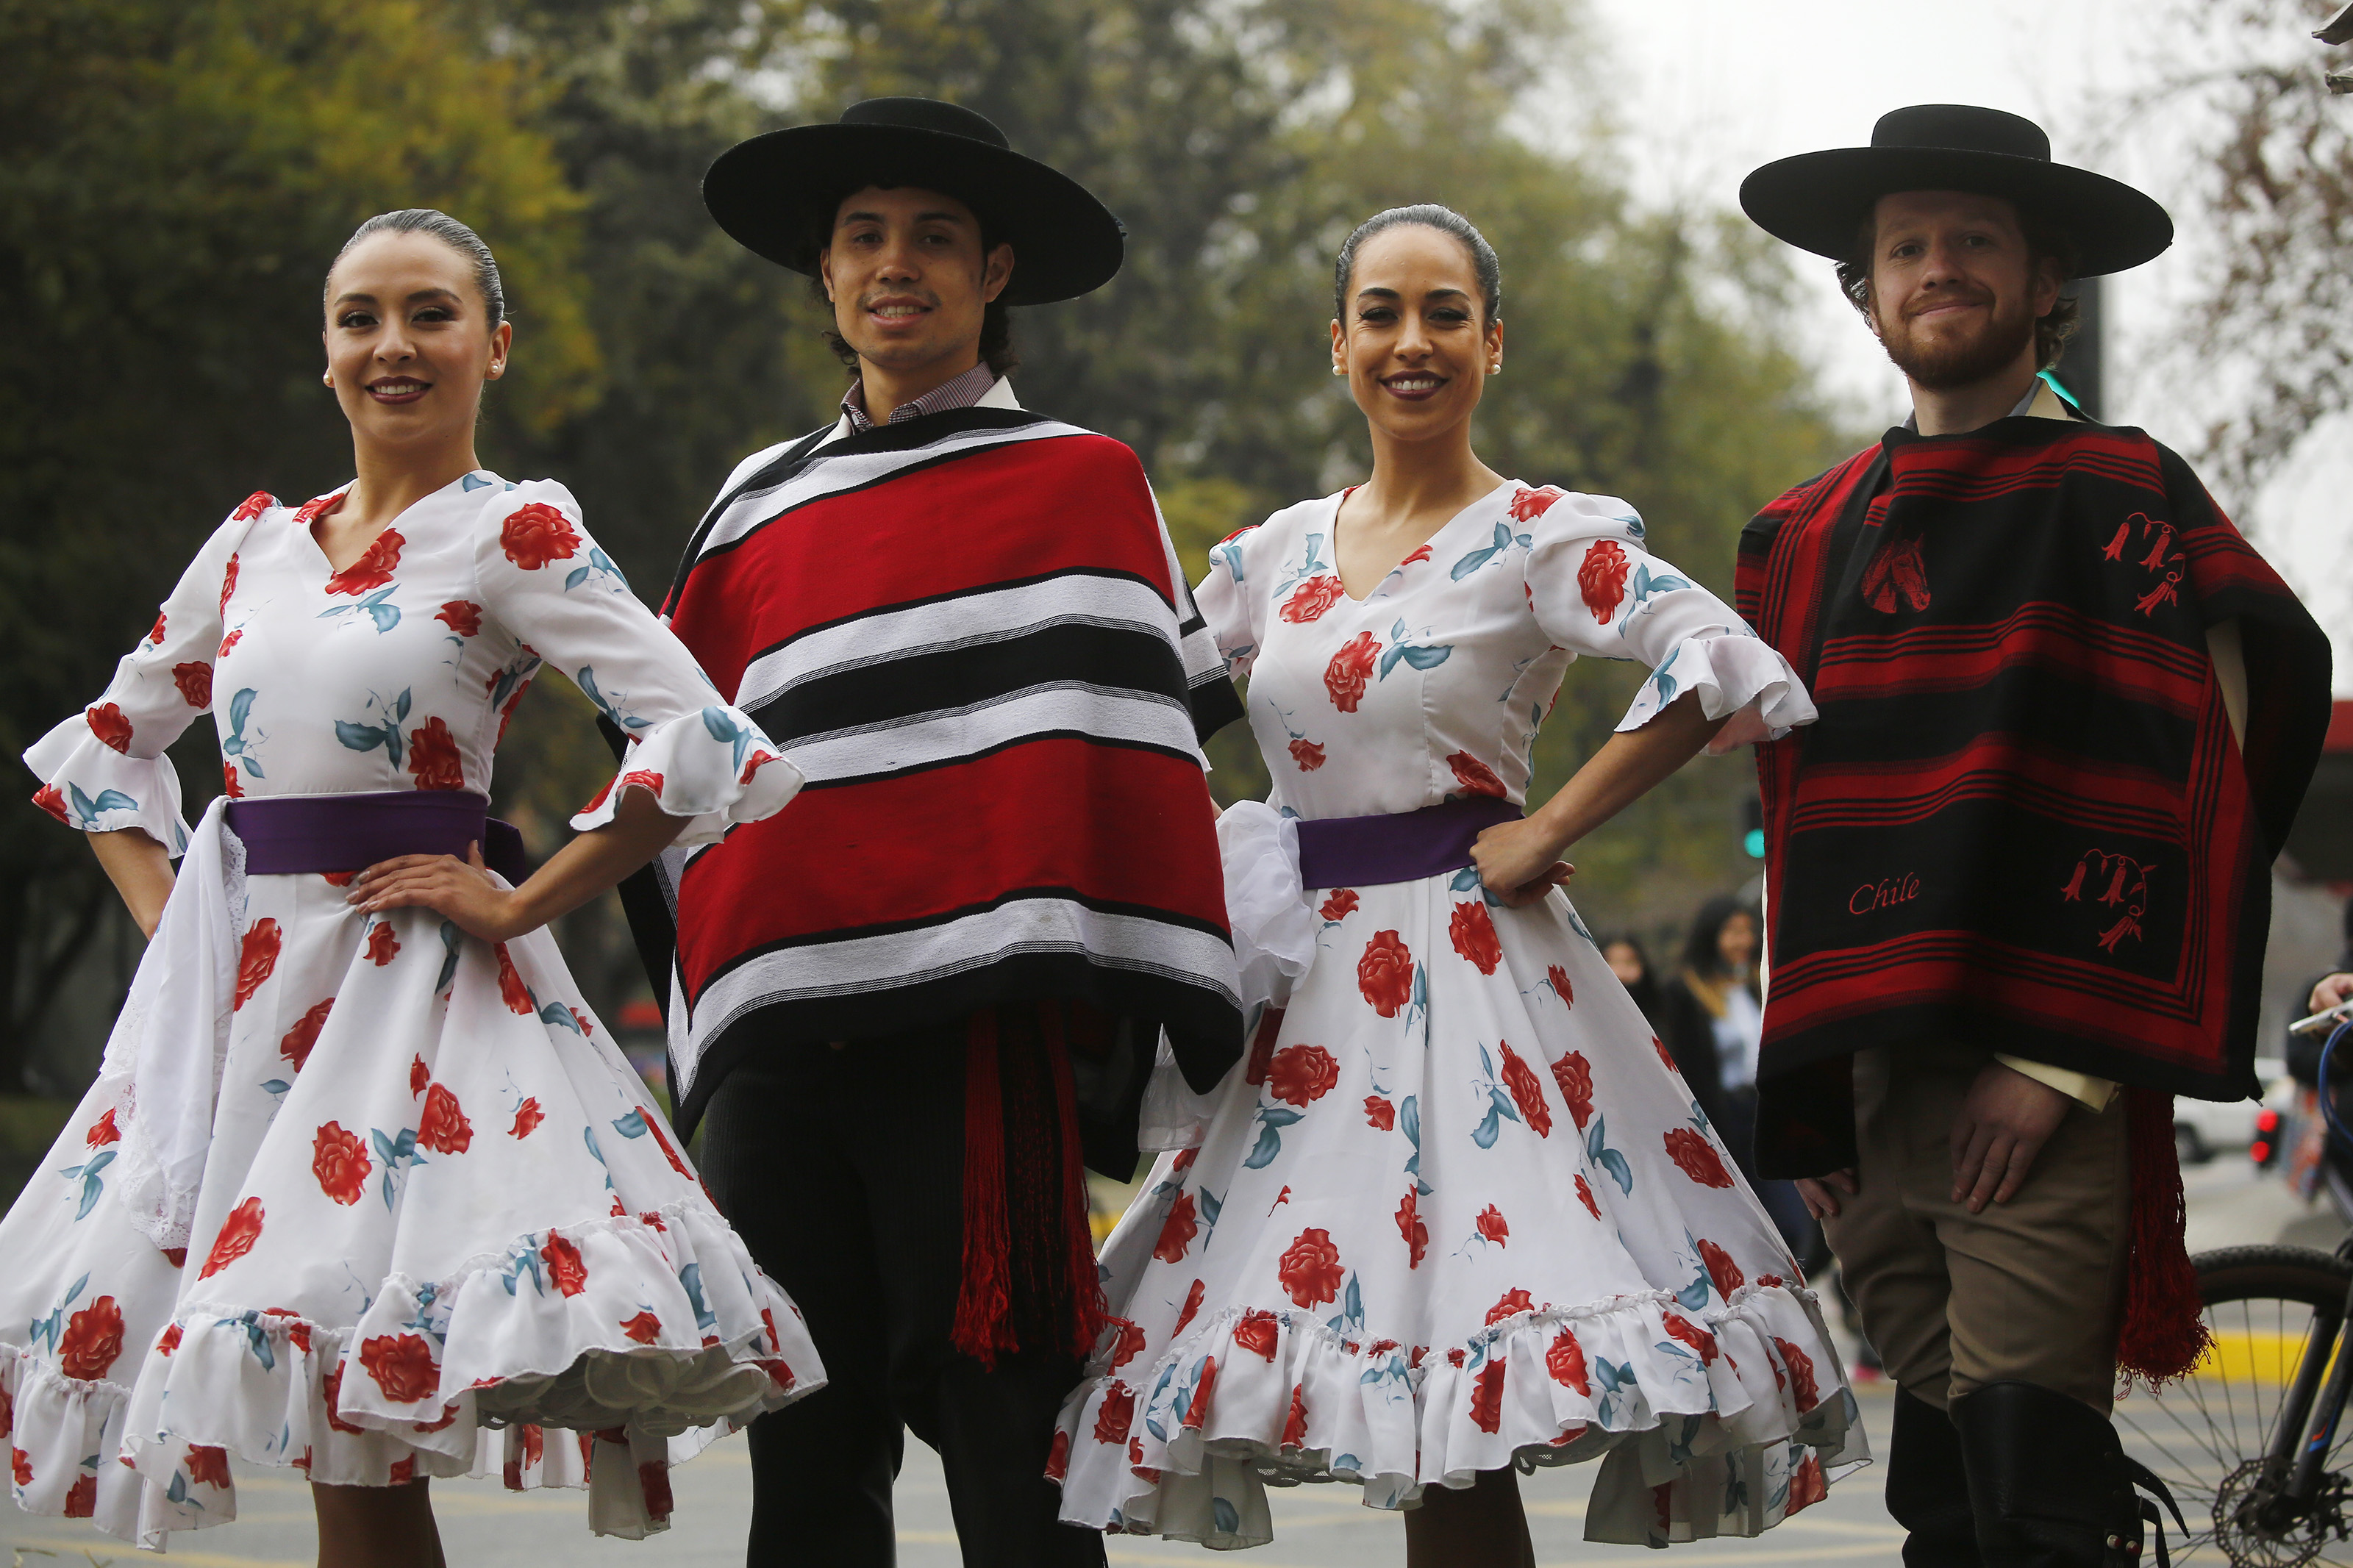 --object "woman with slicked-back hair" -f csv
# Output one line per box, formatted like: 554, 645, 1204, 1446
1050, 205, 1857, 1561
0, 209, 822, 1561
